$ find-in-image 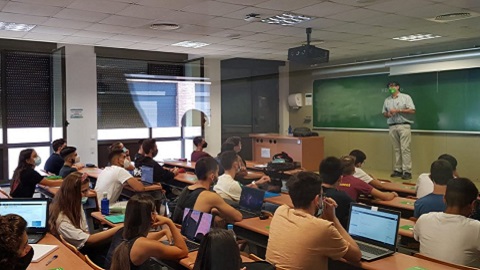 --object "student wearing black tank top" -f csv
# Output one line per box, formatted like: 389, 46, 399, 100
109, 194, 188, 270
172, 157, 242, 224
